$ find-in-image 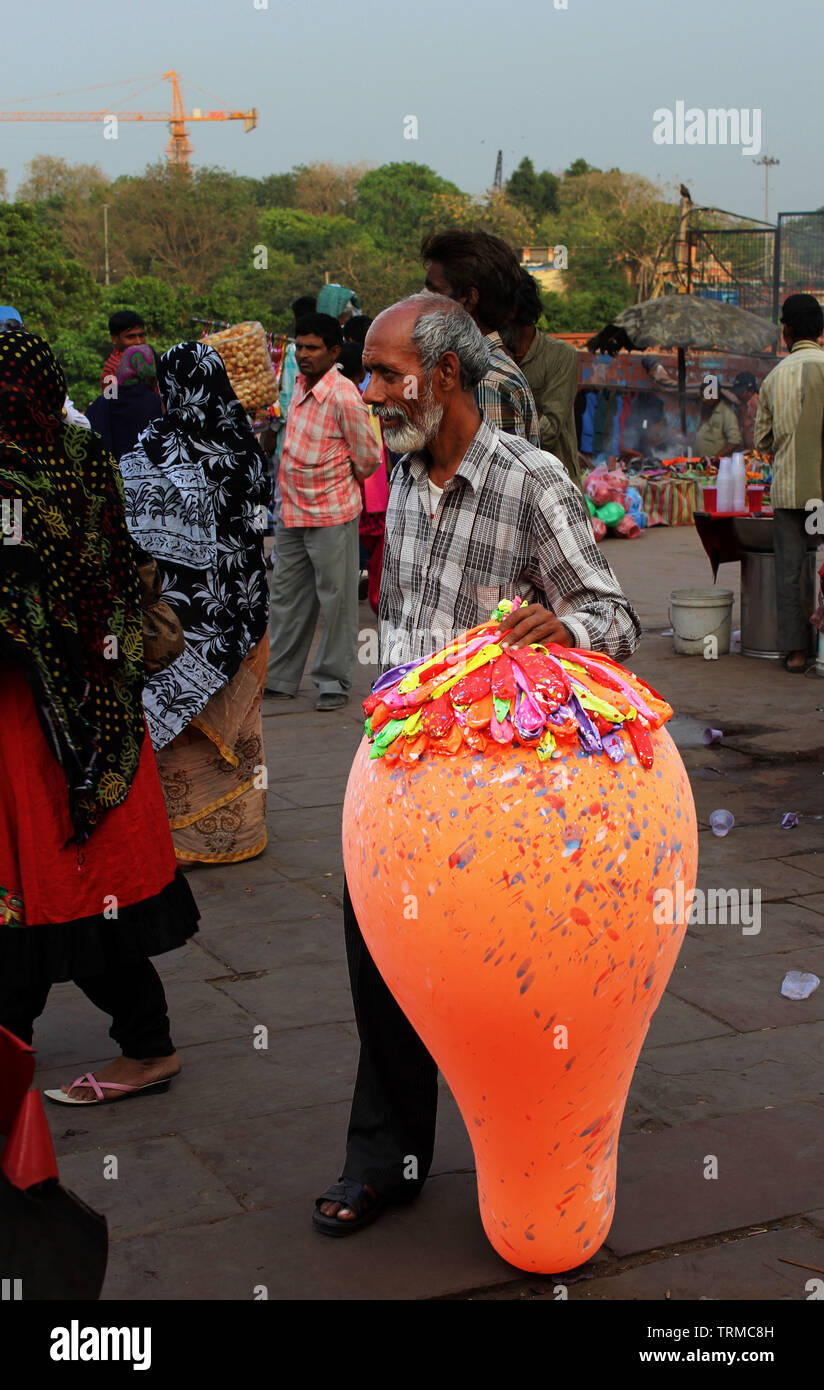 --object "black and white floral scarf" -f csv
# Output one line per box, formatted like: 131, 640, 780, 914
119, 342, 269, 750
